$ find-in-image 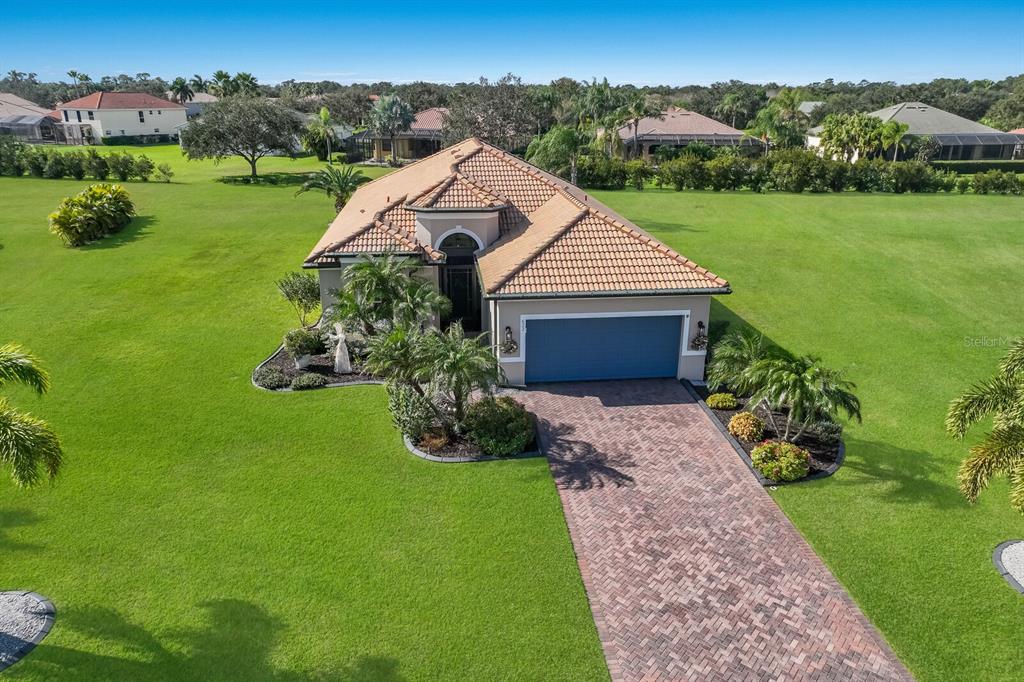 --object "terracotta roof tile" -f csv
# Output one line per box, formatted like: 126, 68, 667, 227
407, 173, 505, 209
57, 92, 185, 110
